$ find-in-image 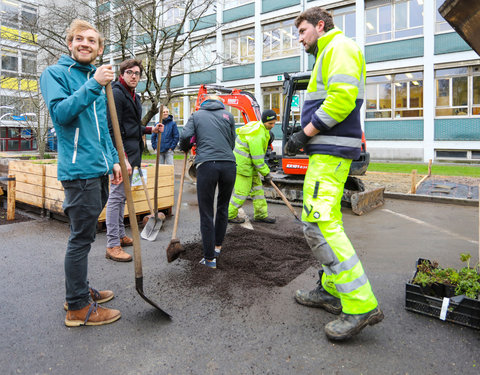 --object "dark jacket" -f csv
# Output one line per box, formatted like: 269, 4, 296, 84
39, 55, 119, 181
107, 80, 147, 168
151, 114, 179, 153
180, 100, 236, 164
